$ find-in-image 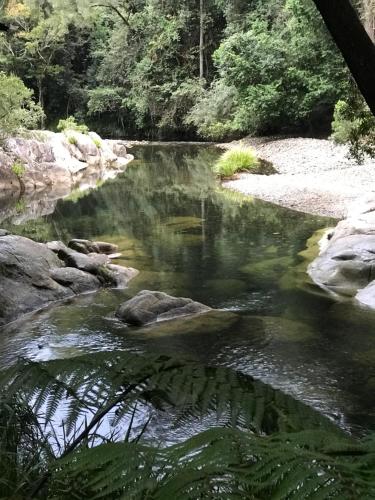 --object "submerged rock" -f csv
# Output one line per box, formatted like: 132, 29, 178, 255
0, 233, 138, 327
116, 290, 212, 326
